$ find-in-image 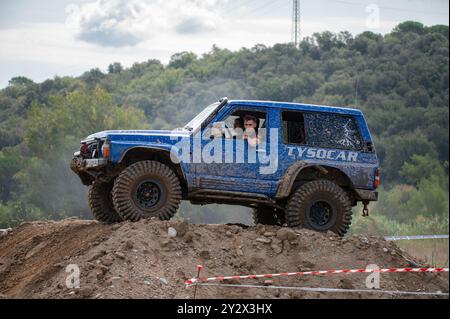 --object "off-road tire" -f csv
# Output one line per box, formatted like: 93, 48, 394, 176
112, 161, 182, 221
286, 180, 352, 236
252, 205, 285, 226
88, 181, 123, 223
